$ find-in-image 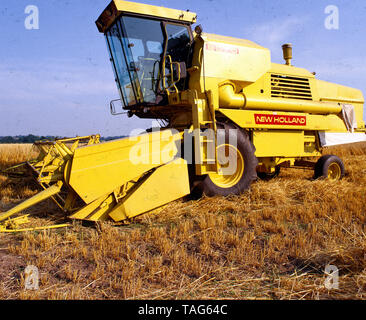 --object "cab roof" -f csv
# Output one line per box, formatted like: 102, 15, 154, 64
96, 0, 197, 33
